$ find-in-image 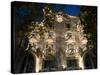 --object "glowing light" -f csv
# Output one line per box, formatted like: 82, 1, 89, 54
78, 57, 84, 69
39, 22, 44, 27
46, 39, 54, 44
81, 38, 88, 45
67, 39, 75, 44
29, 38, 38, 43
62, 64, 67, 69
56, 14, 63, 23
35, 56, 40, 73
